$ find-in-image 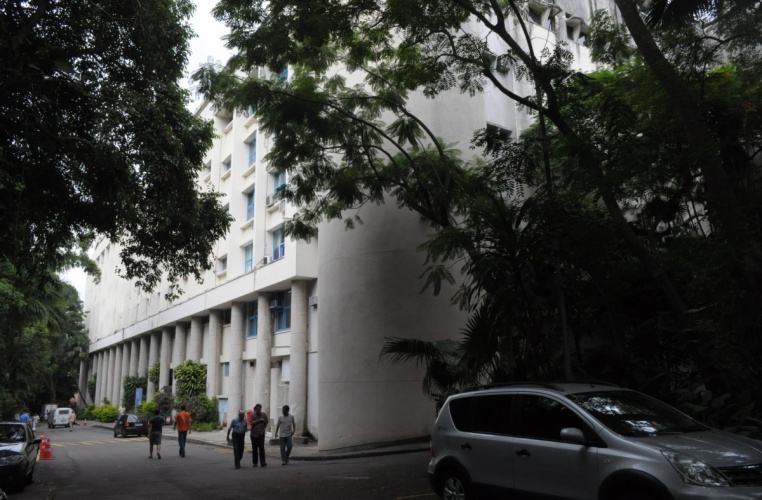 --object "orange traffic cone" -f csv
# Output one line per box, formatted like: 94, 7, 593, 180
39, 435, 53, 460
